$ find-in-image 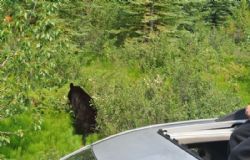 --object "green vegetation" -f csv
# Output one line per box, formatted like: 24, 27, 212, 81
0, 0, 249, 159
